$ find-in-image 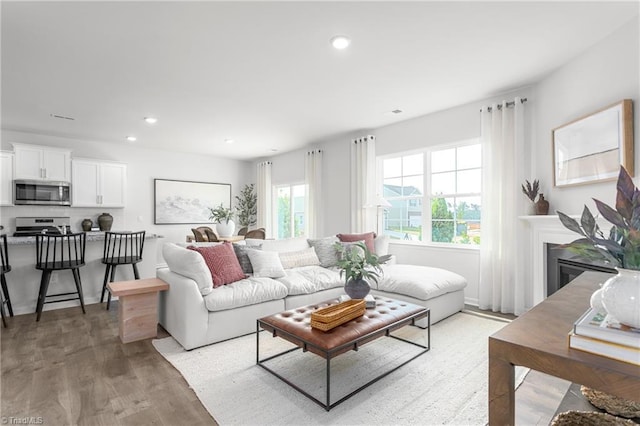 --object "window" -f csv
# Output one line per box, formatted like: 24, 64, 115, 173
380, 140, 481, 246
274, 183, 306, 239
382, 154, 424, 241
